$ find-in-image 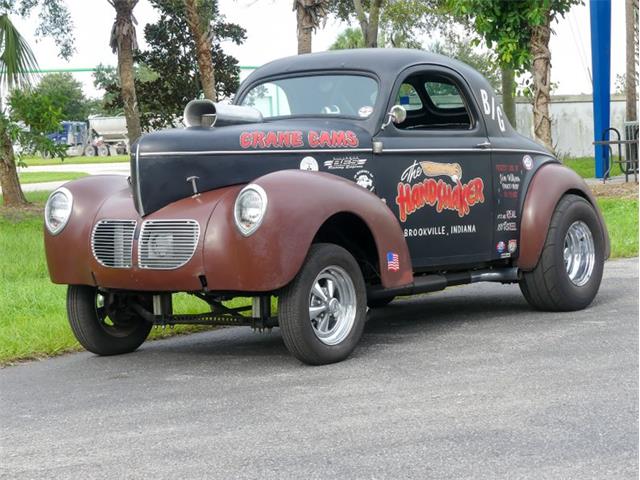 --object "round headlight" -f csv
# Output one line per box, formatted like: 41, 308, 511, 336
233, 184, 267, 236
44, 187, 73, 235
